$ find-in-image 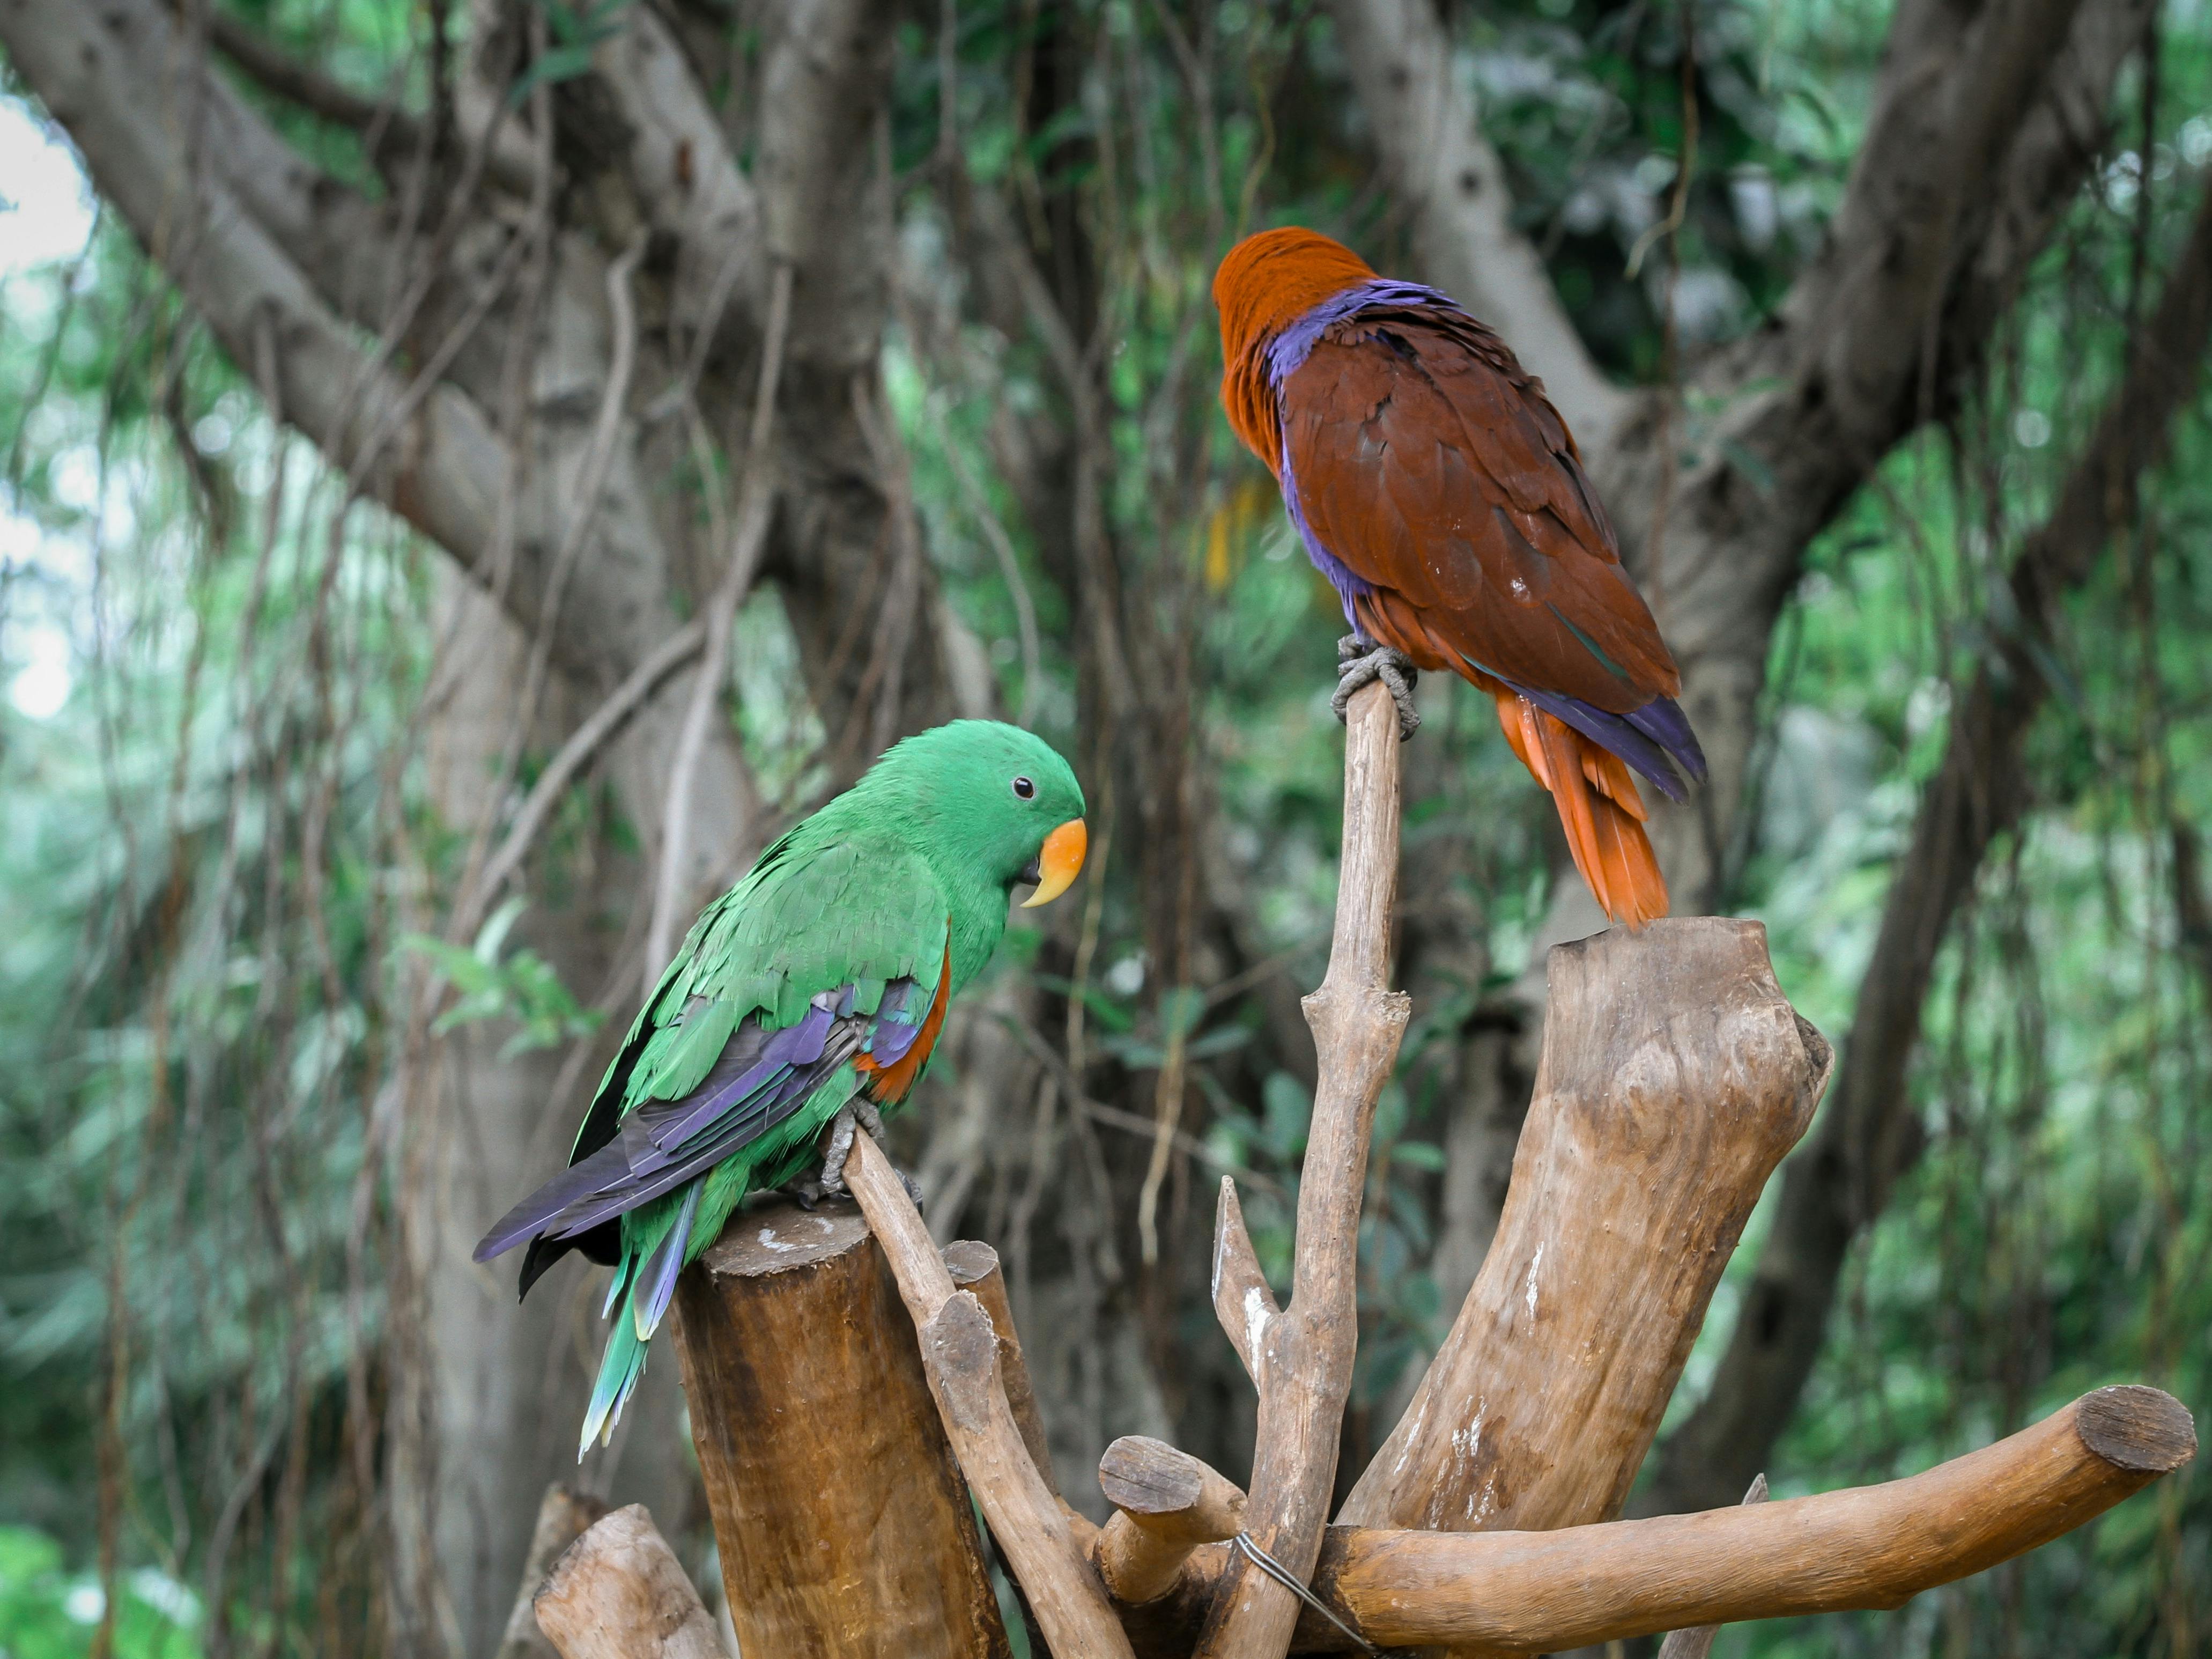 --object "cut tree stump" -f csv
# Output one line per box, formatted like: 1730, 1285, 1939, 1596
1095, 1436, 1248, 1606
497, 1484, 609, 1659
670, 1197, 1012, 1659
532, 1504, 724, 1659
647, 705, 2193, 1659
1340, 917, 1832, 1535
